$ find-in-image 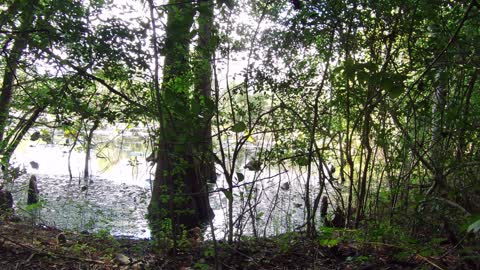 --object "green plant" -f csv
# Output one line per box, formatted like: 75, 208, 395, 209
467, 218, 480, 235
177, 226, 191, 250
193, 261, 210, 270
72, 243, 96, 255
275, 232, 298, 253
150, 218, 176, 253
203, 246, 215, 258
94, 228, 114, 241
